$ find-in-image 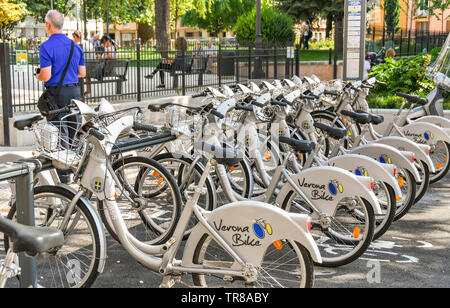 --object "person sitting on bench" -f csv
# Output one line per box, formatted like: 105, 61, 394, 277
145, 36, 187, 89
